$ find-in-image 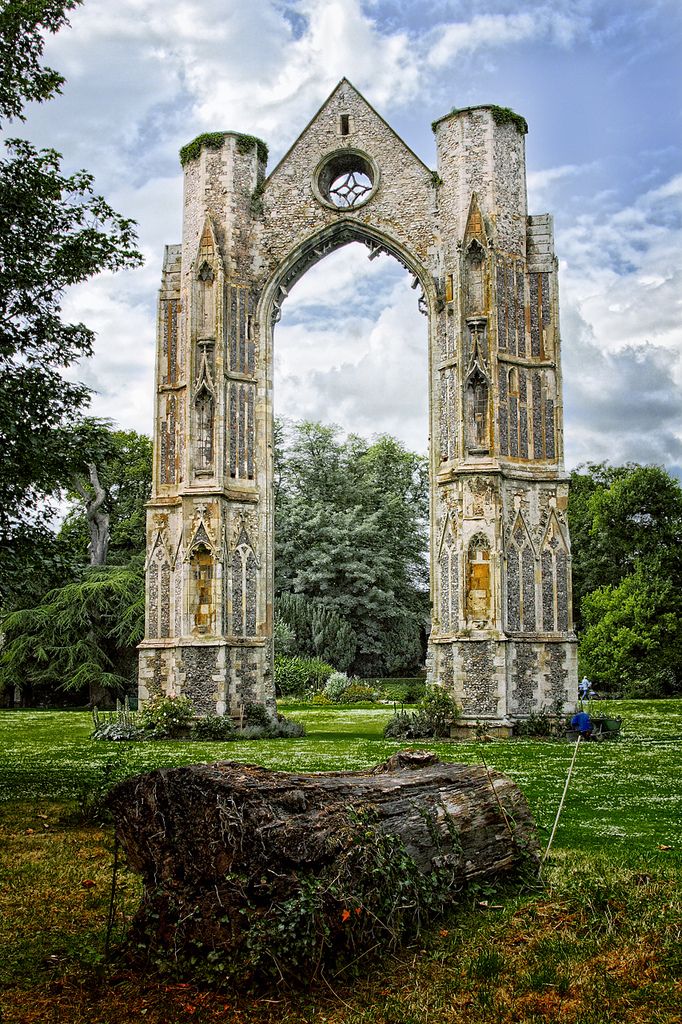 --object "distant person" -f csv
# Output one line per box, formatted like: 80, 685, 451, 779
579, 676, 591, 701
571, 709, 593, 740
